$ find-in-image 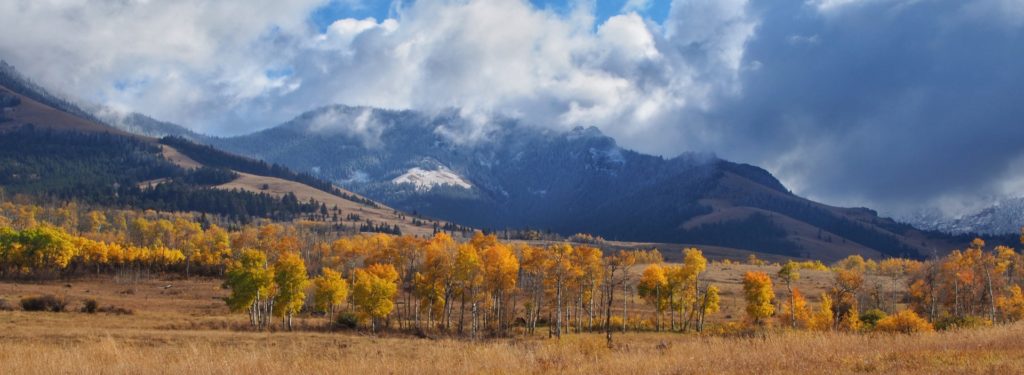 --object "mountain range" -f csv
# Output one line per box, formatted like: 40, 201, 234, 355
3, 60, 1009, 261
193, 106, 977, 261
